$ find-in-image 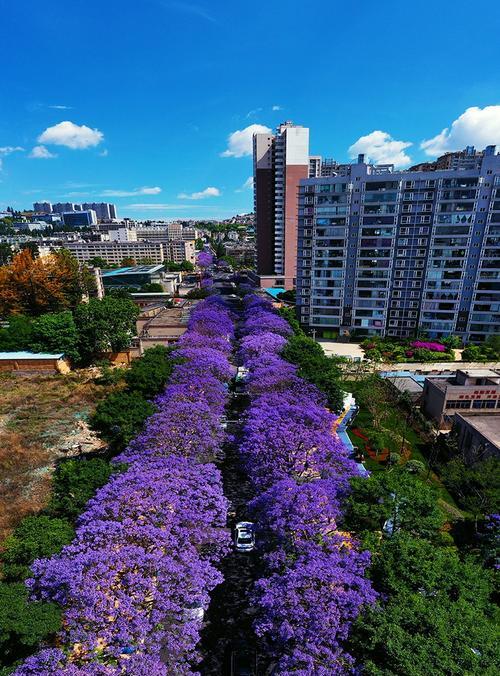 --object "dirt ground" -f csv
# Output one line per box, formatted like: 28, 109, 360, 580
0, 371, 112, 541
